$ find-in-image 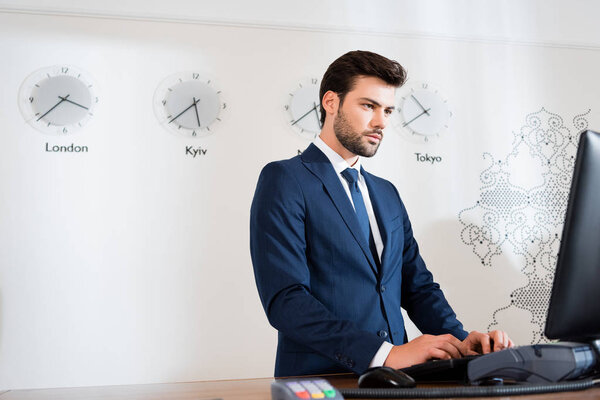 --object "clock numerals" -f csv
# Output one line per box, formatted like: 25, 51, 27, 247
393, 81, 452, 144
19, 65, 99, 135
154, 72, 225, 137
